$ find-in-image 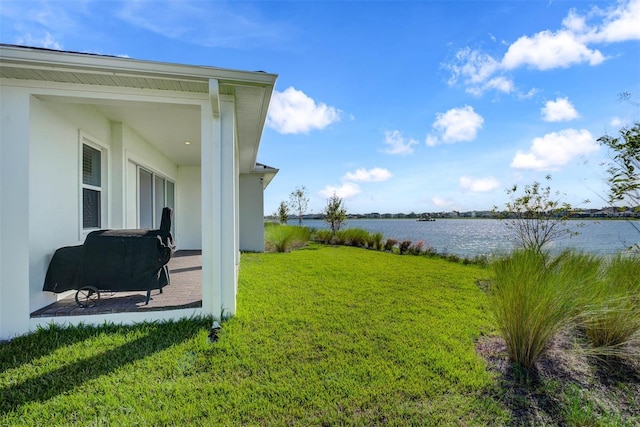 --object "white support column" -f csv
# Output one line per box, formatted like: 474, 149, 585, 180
0, 88, 31, 341
219, 97, 237, 315
201, 96, 221, 316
